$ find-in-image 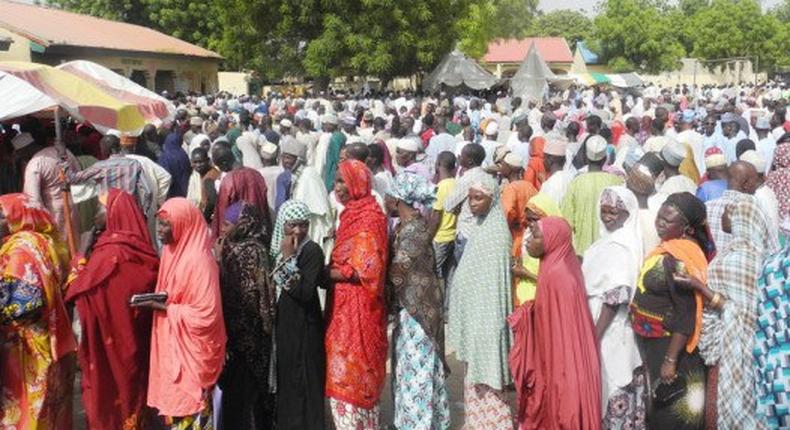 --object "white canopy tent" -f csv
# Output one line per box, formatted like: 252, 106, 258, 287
422, 49, 498, 92
510, 42, 558, 104
0, 71, 56, 121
